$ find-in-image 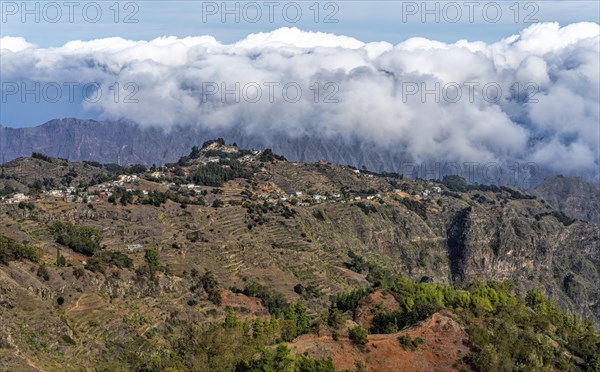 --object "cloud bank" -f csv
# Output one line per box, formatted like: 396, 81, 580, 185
1, 23, 599, 178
